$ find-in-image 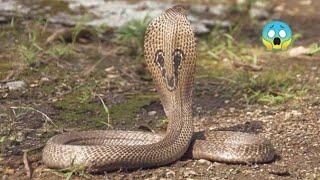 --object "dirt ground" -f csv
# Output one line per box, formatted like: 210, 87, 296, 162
0, 0, 320, 180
